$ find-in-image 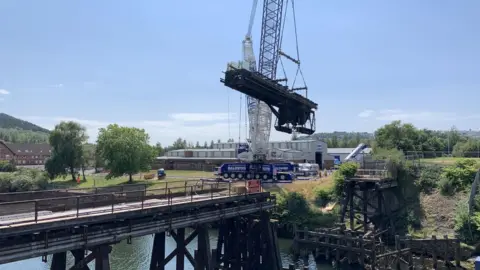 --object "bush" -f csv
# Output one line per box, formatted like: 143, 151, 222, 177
0, 160, 16, 172
314, 187, 332, 207
338, 162, 359, 177
454, 200, 480, 244
416, 165, 442, 193
0, 169, 49, 192
439, 158, 478, 195
331, 162, 359, 199
439, 177, 456, 196
332, 171, 345, 199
